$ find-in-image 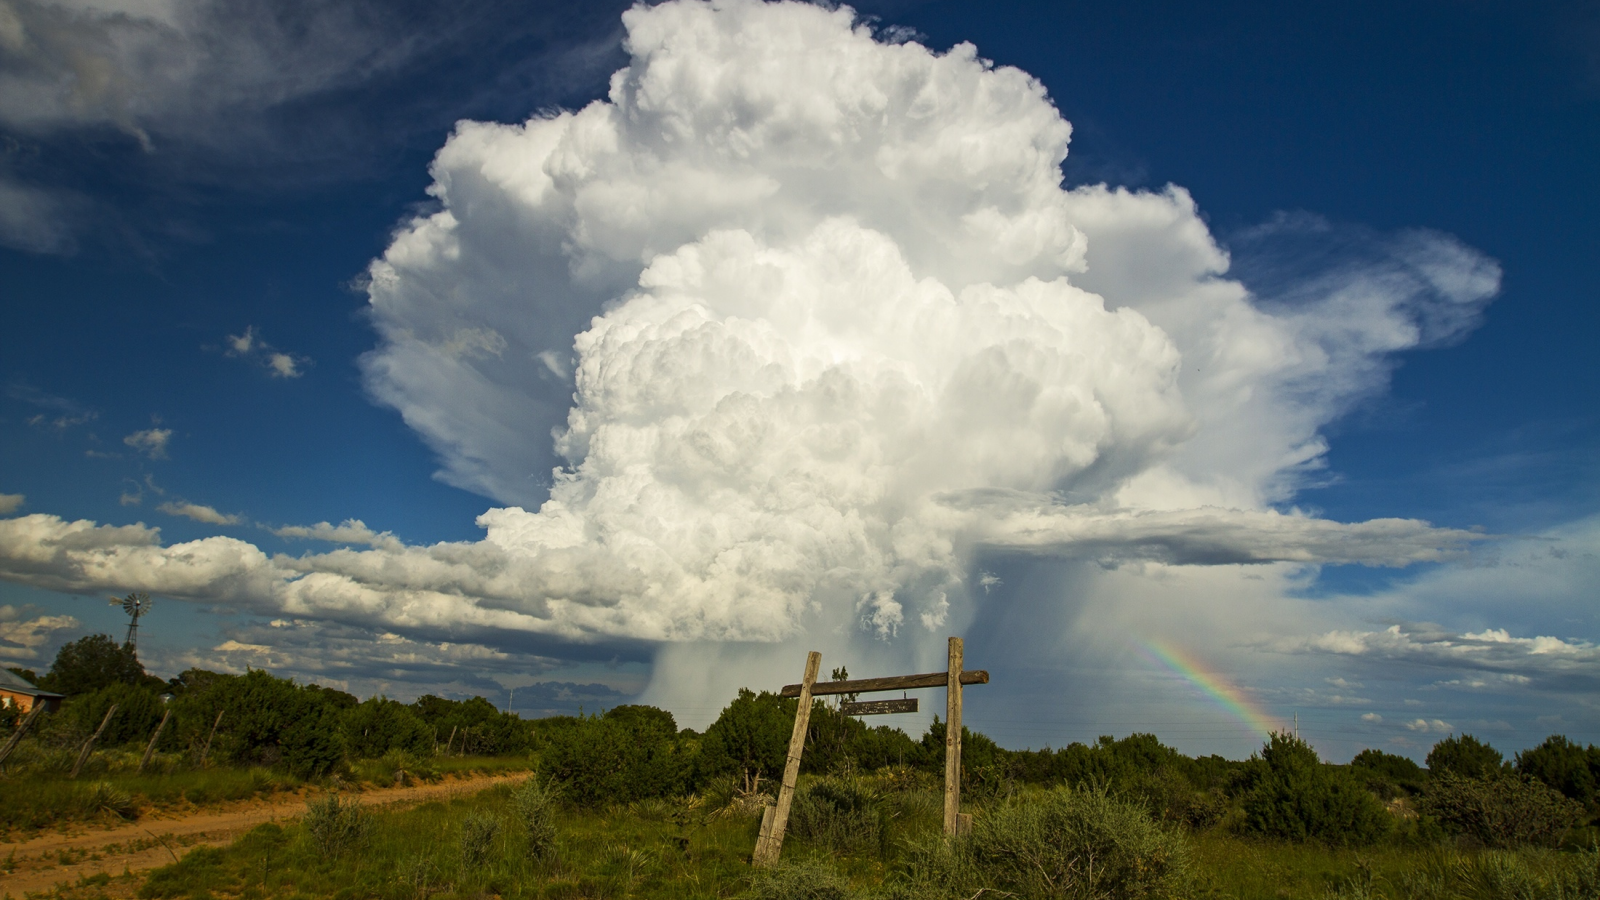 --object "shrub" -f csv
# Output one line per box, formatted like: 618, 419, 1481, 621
342, 697, 432, 760
1515, 735, 1599, 809
63, 682, 166, 748
1418, 773, 1586, 848
280, 706, 347, 779
787, 776, 885, 854
1350, 748, 1427, 800
510, 777, 559, 859
1427, 733, 1508, 780
540, 706, 693, 805
700, 689, 797, 784
459, 811, 502, 871
746, 858, 854, 900
1237, 733, 1390, 845
303, 794, 370, 856
893, 786, 1189, 900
